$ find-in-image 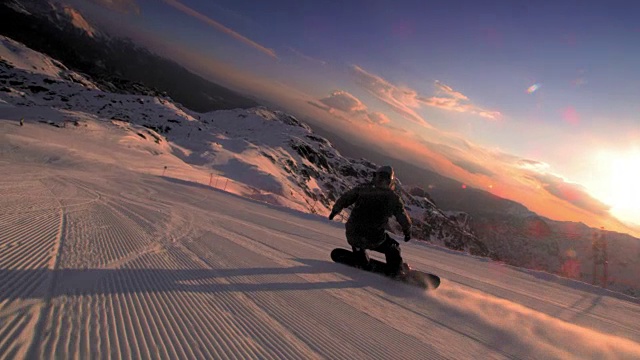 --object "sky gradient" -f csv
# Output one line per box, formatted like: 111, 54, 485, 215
72, 0, 640, 234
